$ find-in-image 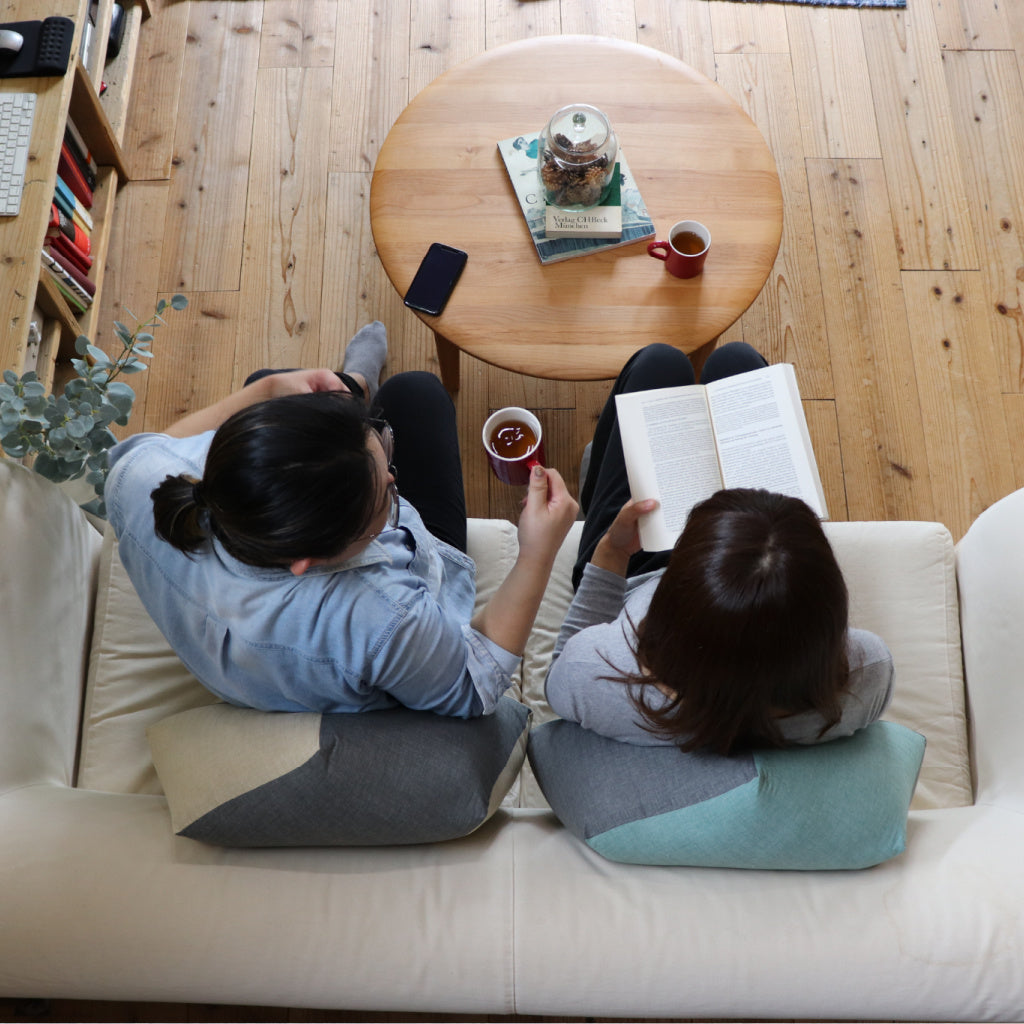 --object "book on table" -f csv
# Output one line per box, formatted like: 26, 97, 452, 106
543, 166, 622, 240
497, 134, 654, 263
615, 363, 828, 552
